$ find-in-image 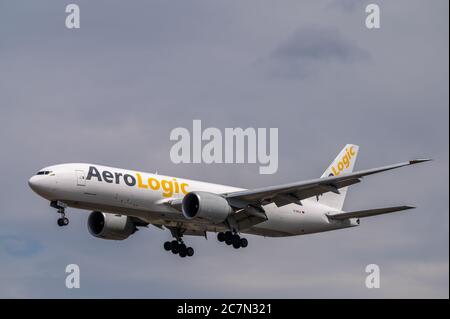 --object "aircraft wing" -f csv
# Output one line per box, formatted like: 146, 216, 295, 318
223, 159, 431, 208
